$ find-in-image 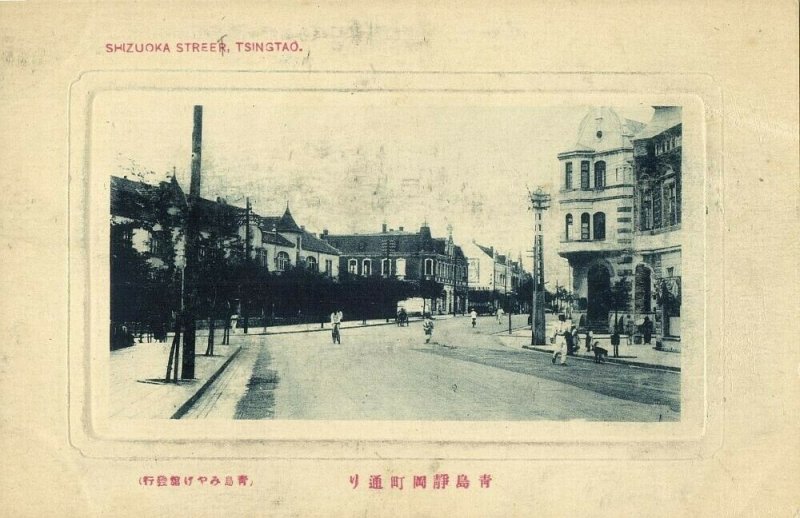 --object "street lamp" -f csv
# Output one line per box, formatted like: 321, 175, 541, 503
528, 187, 551, 346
